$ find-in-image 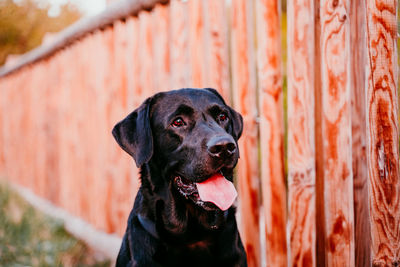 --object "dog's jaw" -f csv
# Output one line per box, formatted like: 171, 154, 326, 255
172, 171, 237, 212
173, 175, 218, 211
